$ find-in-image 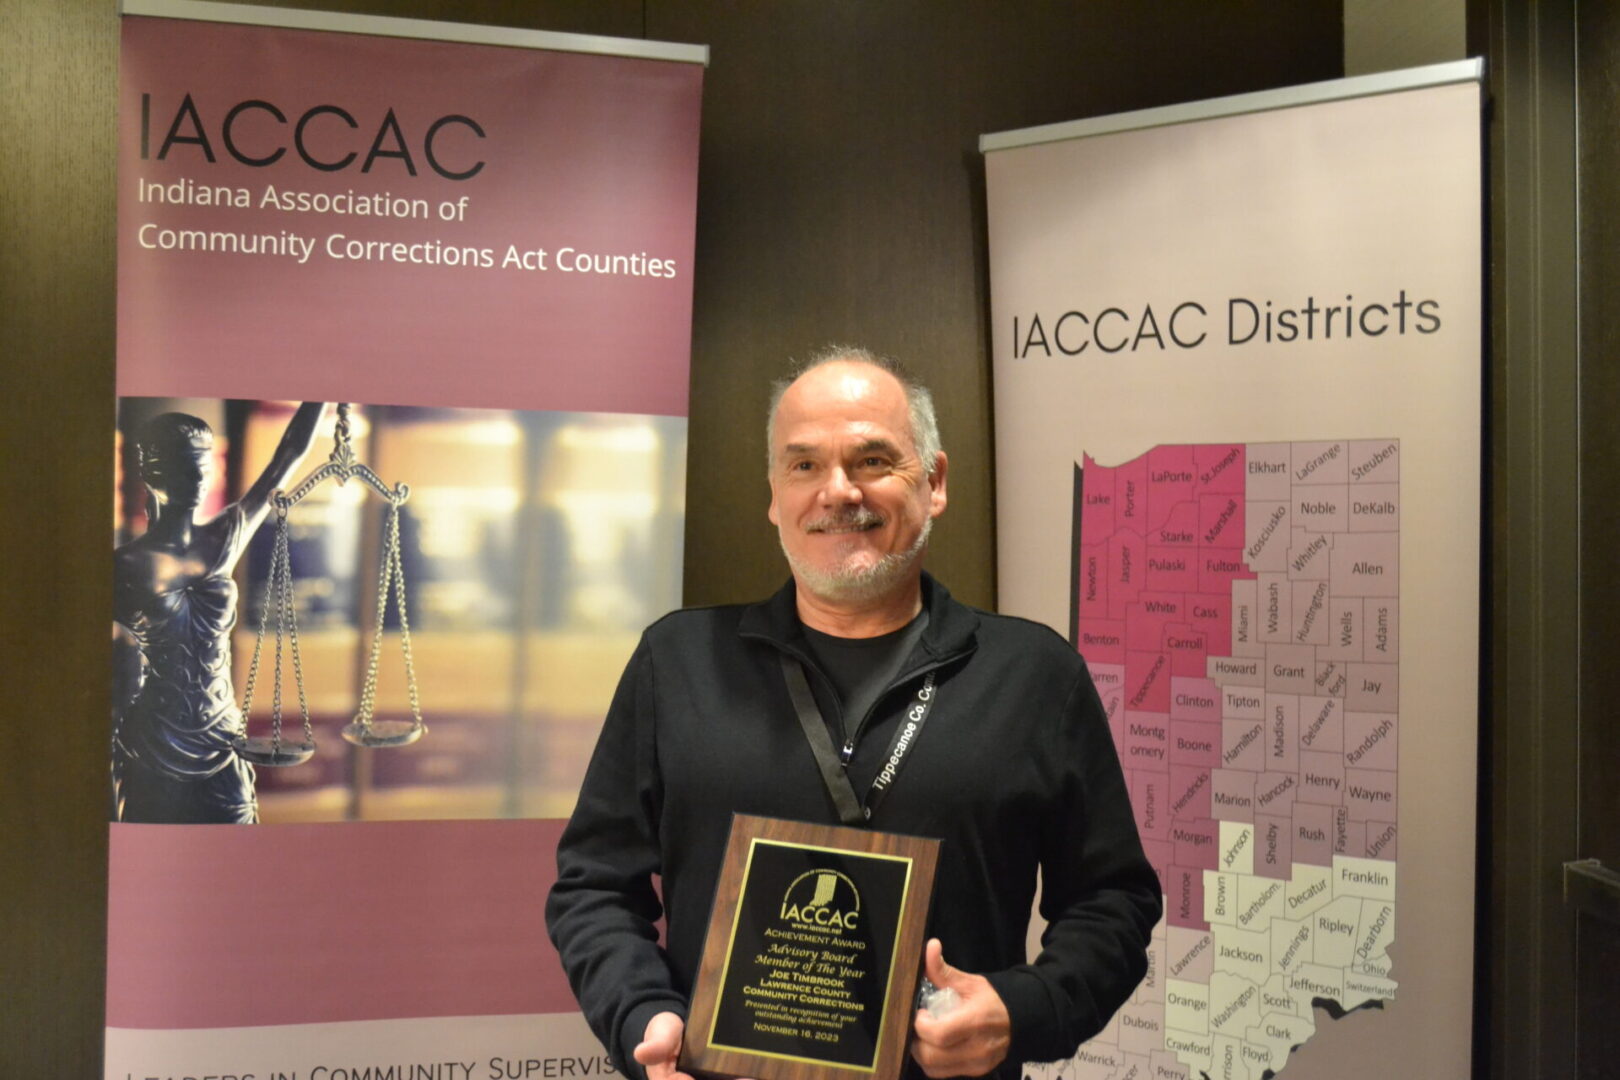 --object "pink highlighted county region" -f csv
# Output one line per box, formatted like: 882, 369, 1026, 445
1145, 445, 1197, 538
1076, 445, 1256, 930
